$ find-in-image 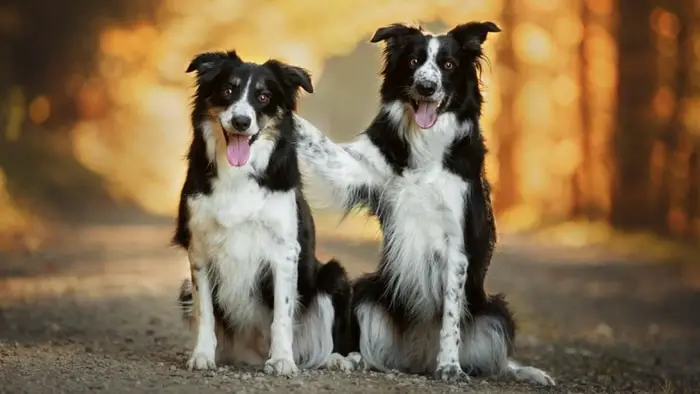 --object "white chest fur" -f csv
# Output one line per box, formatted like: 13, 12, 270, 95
382, 163, 469, 319
377, 102, 472, 319
187, 174, 298, 329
